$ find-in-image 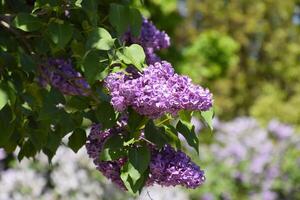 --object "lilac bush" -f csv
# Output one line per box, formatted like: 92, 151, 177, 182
0, 1, 214, 194
267, 119, 294, 140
